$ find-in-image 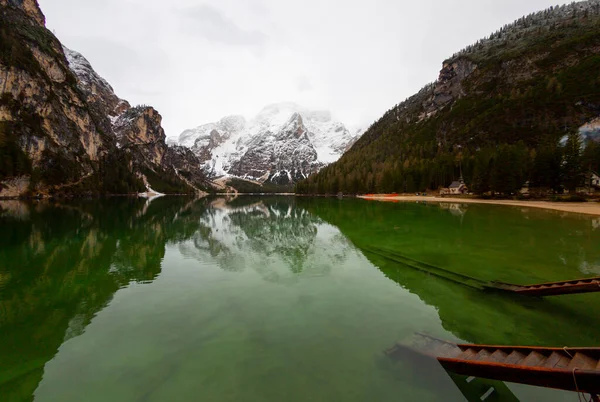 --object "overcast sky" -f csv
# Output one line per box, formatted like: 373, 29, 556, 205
39, 0, 564, 139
